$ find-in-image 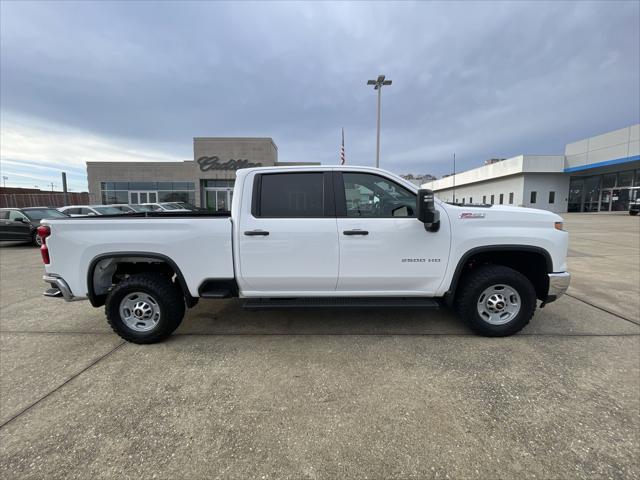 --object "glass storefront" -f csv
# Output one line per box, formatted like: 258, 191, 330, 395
100, 182, 195, 205
568, 169, 640, 212
202, 179, 234, 212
